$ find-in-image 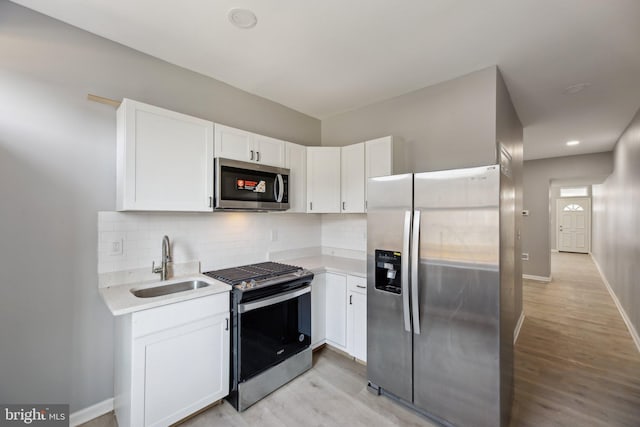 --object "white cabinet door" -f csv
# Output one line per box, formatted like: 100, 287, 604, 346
285, 142, 307, 213
306, 147, 341, 213
139, 312, 229, 427
365, 136, 398, 211
254, 134, 285, 167
215, 124, 285, 167
325, 272, 347, 349
311, 273, 326, 348
214, 124, 254, 162
365, 136, 394, 179
347, 275, 367, 362
117, 99, 214, 212
340, 143, 365, 213
117, 294, 230, 427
